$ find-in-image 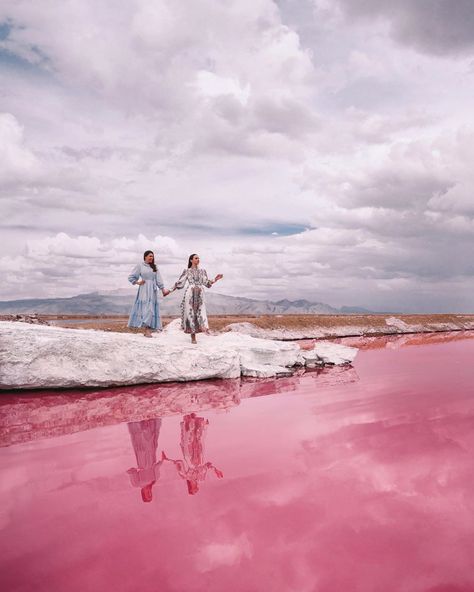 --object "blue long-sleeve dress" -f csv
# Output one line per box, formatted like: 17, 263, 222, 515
128, 262, 165, 330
